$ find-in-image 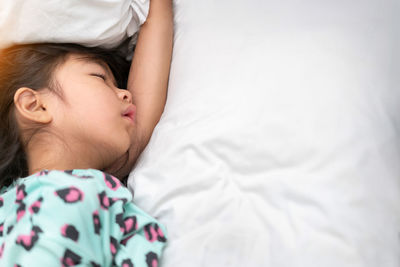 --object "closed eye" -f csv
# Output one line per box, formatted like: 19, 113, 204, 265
91, 73, 107, 81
